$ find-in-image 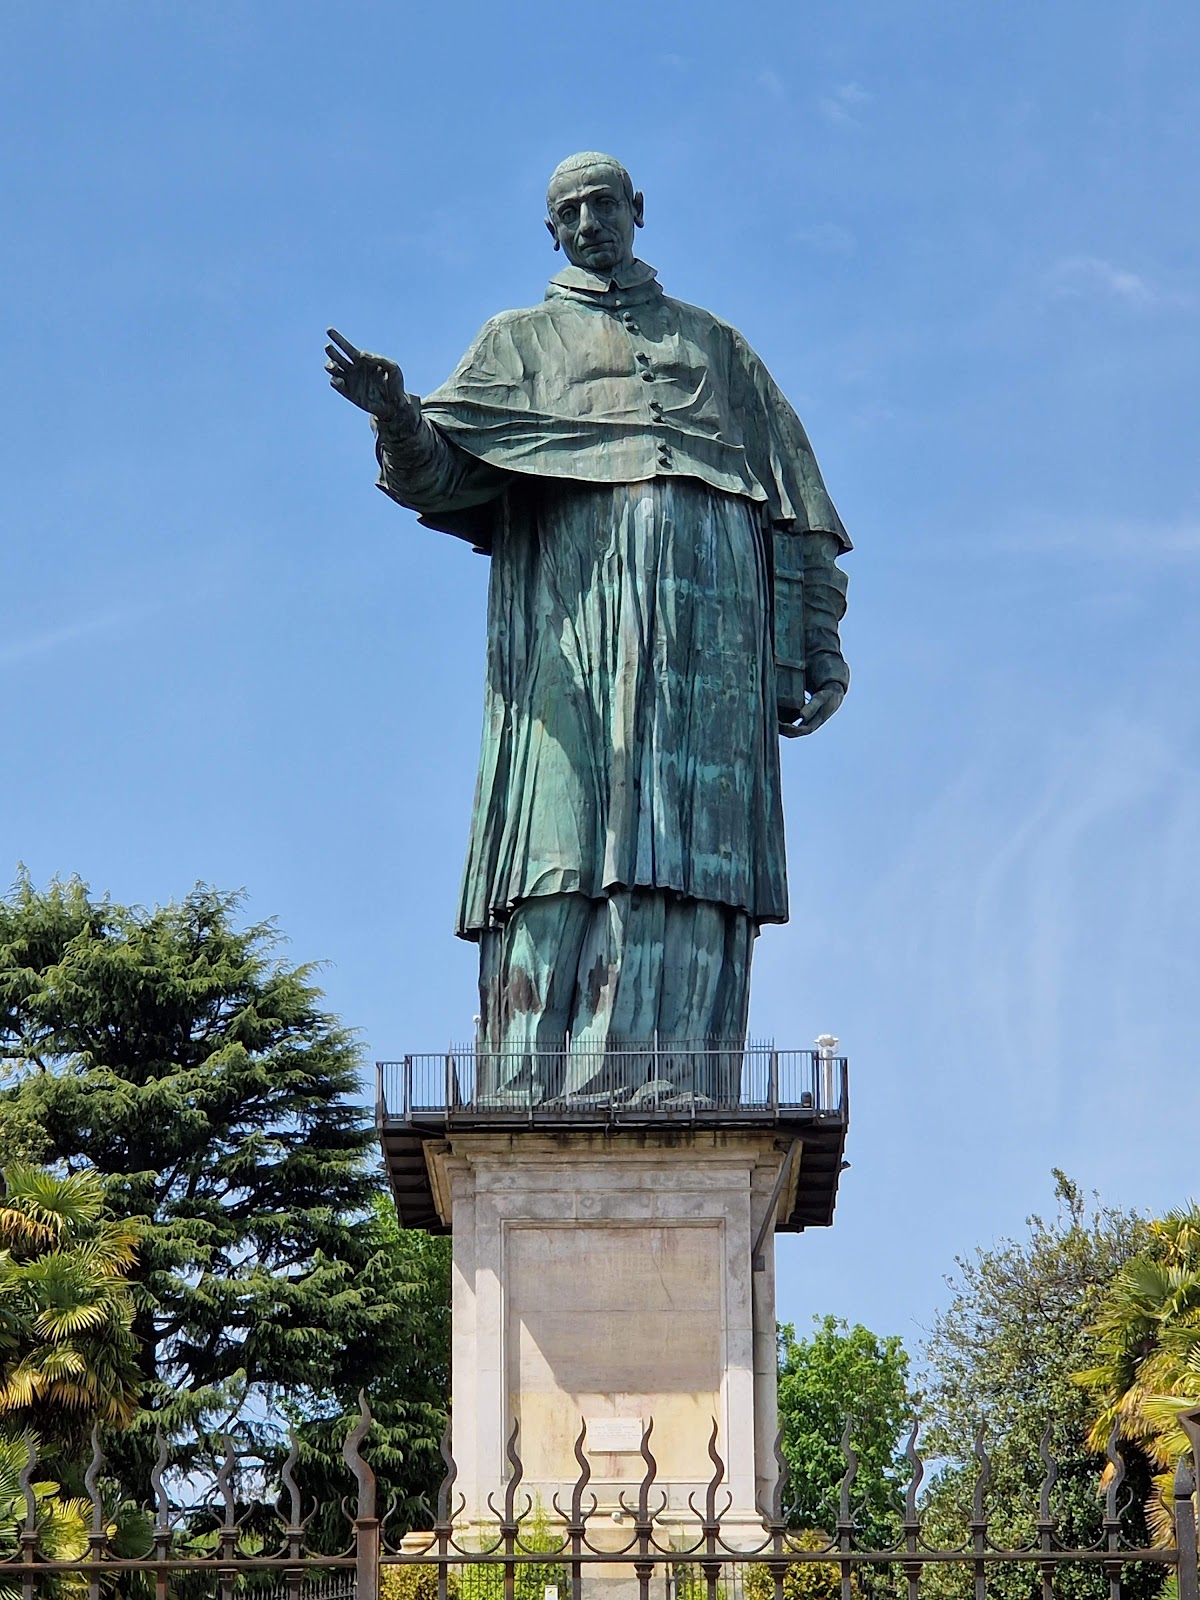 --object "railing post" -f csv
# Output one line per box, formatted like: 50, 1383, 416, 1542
499, 1417, 522, 1600
837, 1421, 857, 1600
344, 1394, 379, 1600
355, 1513, 381, 1600
84, 1424, 106, 1600
1037, 1423, 1058, 1600
1102, 1428, 1126, 1600
150, 1427, 172, 1600
564, 1419, 592, 1600
1176, 1412, 1200, 1600
217, 1433, 239, 1600
815, 1034, 838, 1112
17, 1431, 38, 1600
968, 1424, 990, 1600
